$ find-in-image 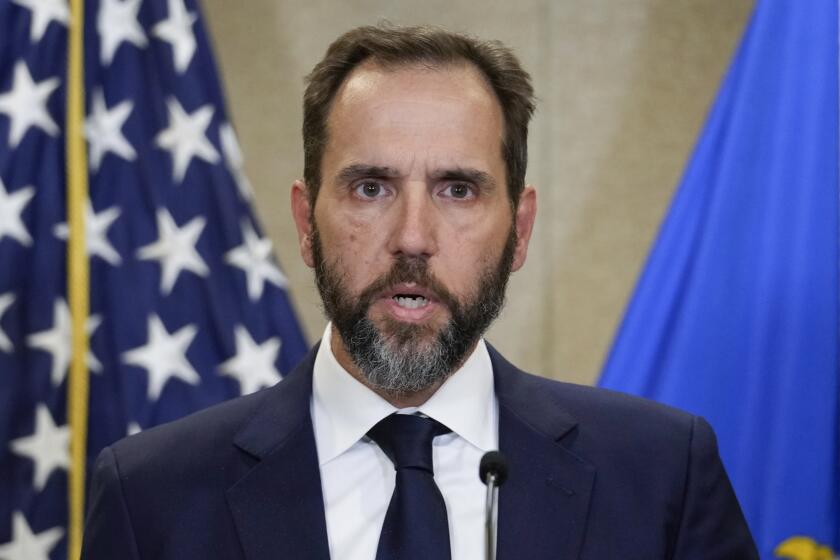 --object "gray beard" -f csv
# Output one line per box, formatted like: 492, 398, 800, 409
341, 316, 463, 394
312, 224, 516, 397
